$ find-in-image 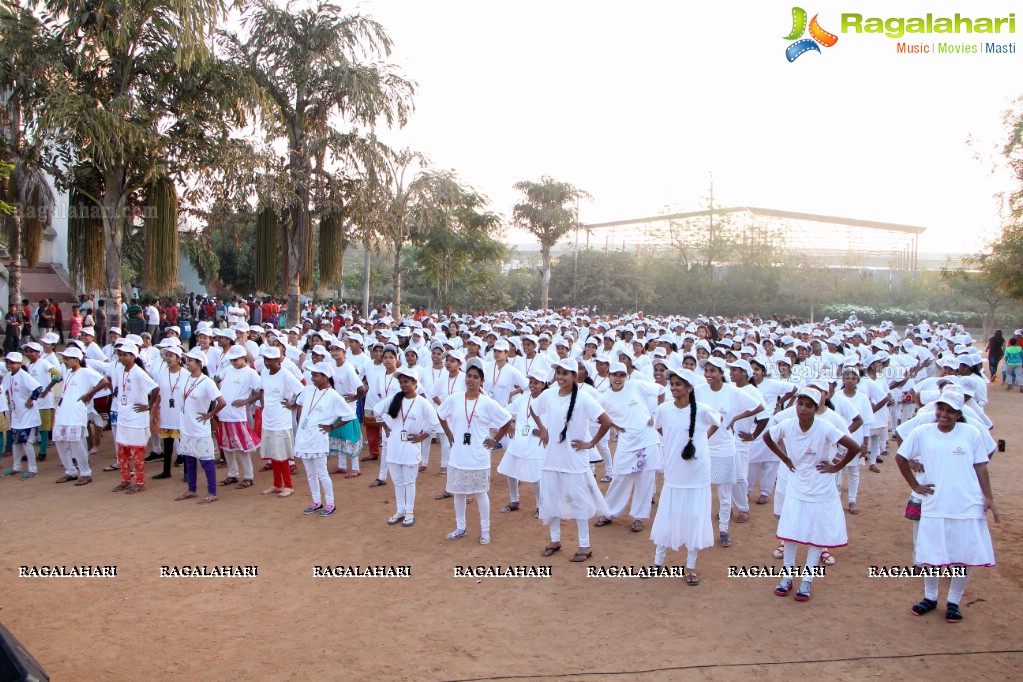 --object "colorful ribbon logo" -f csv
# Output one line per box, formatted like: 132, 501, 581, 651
784, 7, 838, 62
